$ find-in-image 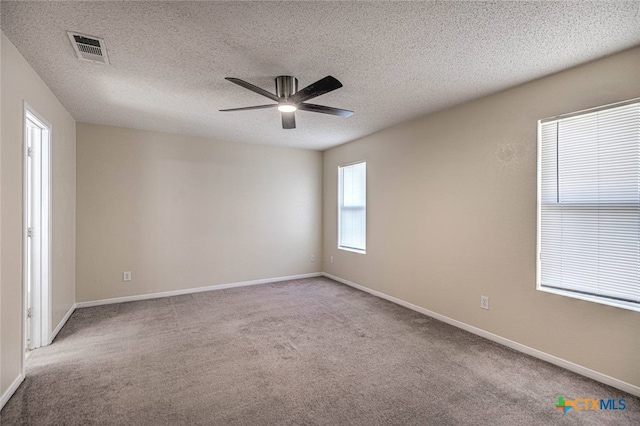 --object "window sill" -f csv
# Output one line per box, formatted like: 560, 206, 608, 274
338, 246, 366, 255
537, 285, 640, 313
